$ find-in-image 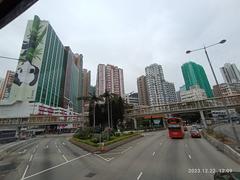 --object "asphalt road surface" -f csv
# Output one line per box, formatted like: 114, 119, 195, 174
1, 130, 240, 180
